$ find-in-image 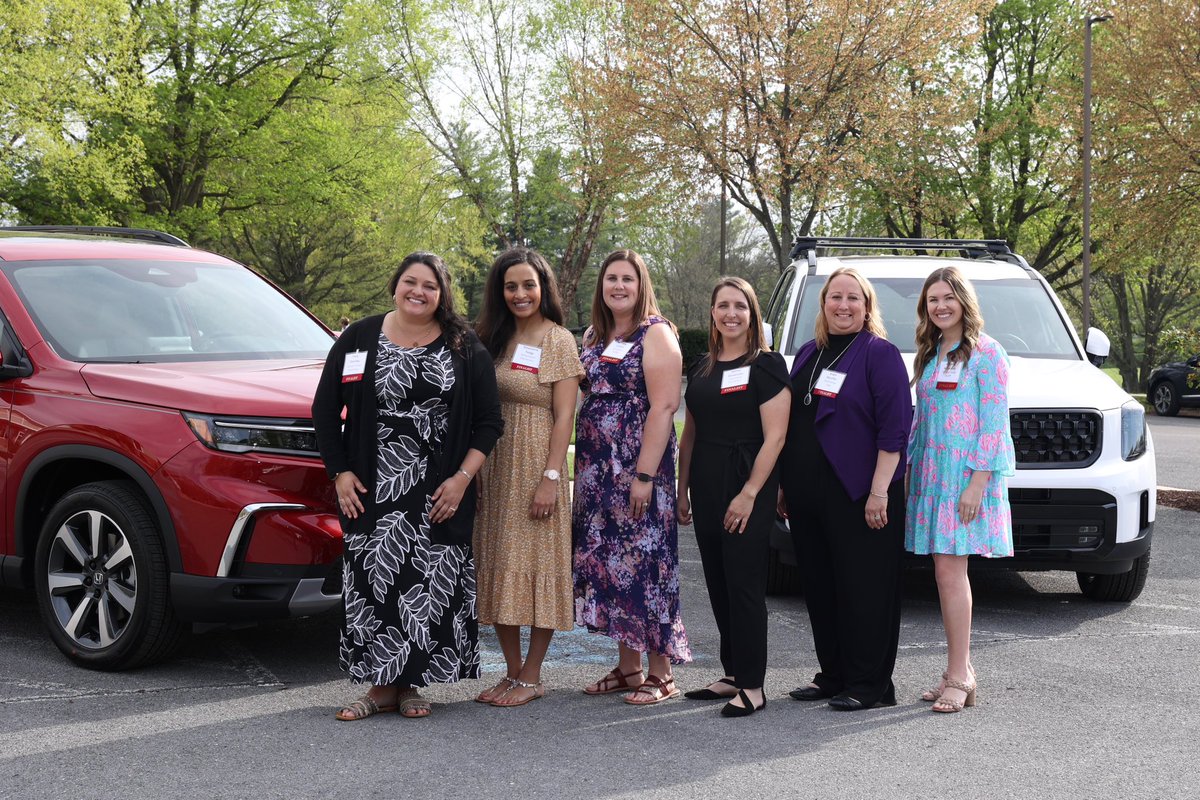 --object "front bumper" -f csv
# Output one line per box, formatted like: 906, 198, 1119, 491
170, 559, 342, 622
